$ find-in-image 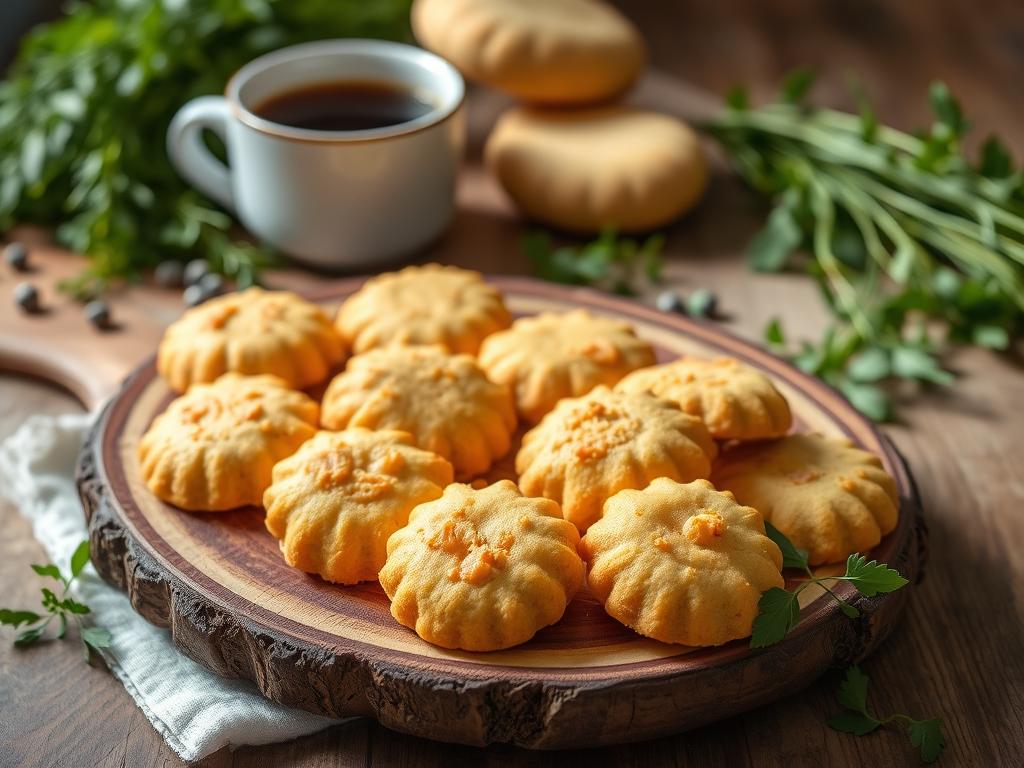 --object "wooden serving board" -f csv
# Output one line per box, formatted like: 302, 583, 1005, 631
76, 278, 924, 749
